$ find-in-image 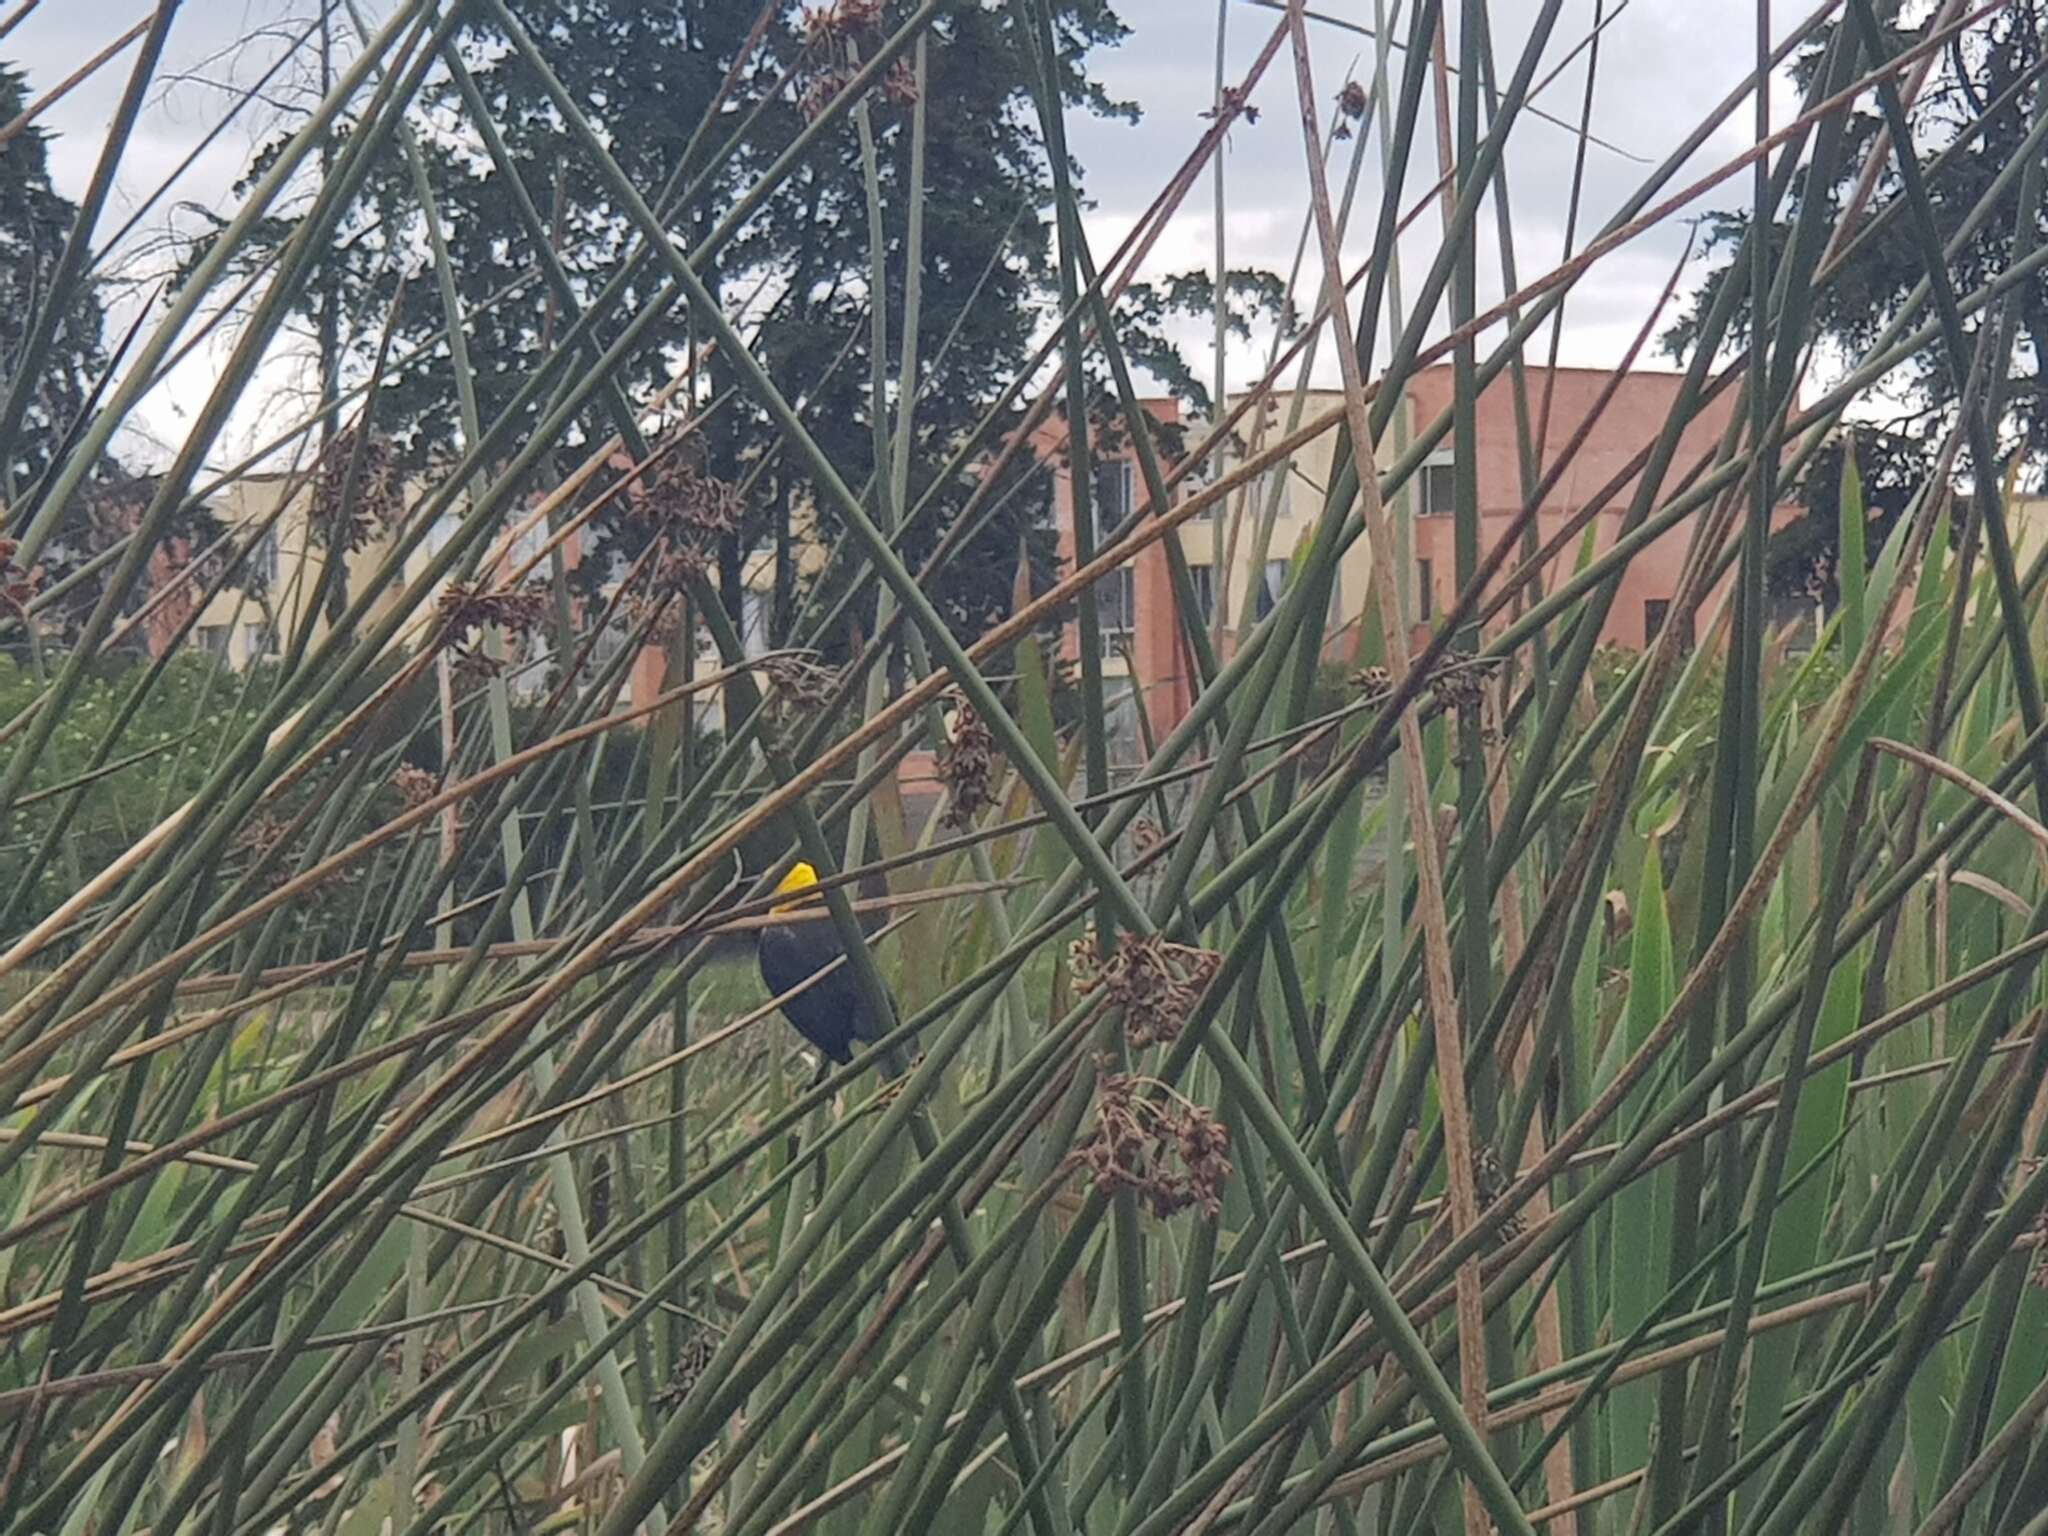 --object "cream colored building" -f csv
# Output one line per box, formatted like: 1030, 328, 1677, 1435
2008, 495, 2048, 572
170, 462, 820, 735
159, 472, 454, 667
1201, 387, 1418, 646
